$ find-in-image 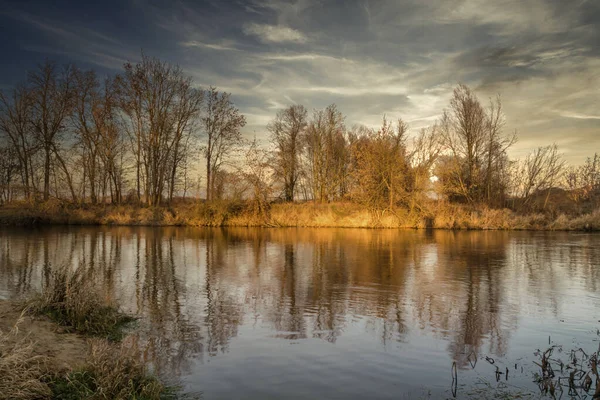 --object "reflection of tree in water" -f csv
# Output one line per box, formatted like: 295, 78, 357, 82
131, 230, 204, 377
269, 243, 307, 339
0, 227, 205, 378
2, 227, 600, 377
506, 232, 600, 317
228, 229, 415, 345
204, 229, 242, 355
437, 232, 510, 368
